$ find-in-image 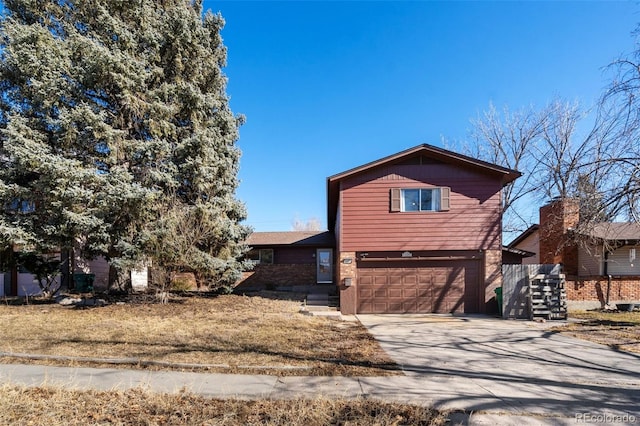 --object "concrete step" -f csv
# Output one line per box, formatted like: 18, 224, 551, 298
306, 294, 339, 308
303, 304, 339, 312
306, 293, 329, 300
